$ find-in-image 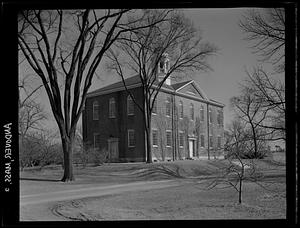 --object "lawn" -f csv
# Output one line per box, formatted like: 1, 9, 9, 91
20, 159, 286, 221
